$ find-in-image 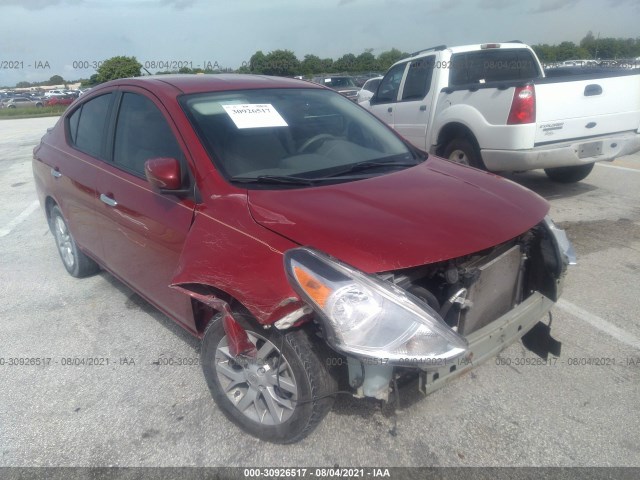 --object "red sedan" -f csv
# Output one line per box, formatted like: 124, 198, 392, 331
44, 94, 76, 107
33, 75, 573, 443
